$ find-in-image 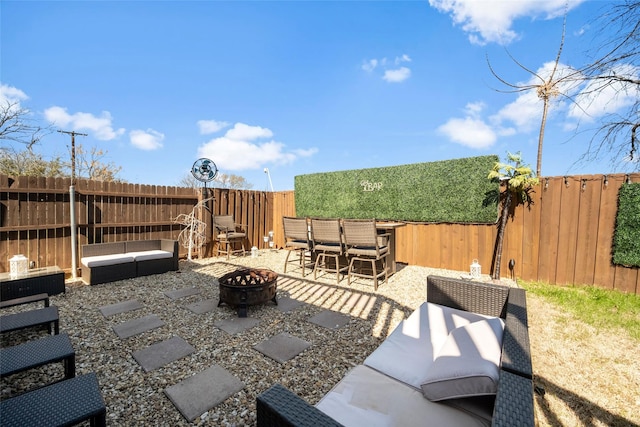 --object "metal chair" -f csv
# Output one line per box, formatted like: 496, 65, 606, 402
282, 216, 312, 276
342, 219, 389, 290
213, 215, 246, 259
310, 218, 347, 284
